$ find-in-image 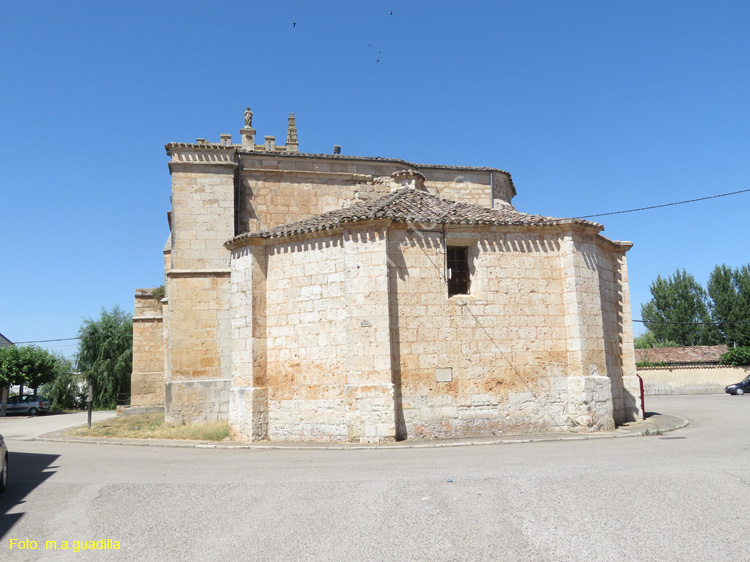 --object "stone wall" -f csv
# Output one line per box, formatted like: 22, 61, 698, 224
638, 365, 750, 395
131, 289, 165, 407
165, 159, 235, 423
389, 227, 574, 438
165, 272, 231, 423
158, 149, 516, 425
227, 221, 638, 442
239, 154, 512, 233
423, 169, 514, 210
228, 243, 268, 440
558, 230, 615, 431
595, 239, 641, 423
263, 233, 349, 441
341, 225, 395, 443
170, 164, 235, 270
230, 226, 397, 443
150, 142, 639, 436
